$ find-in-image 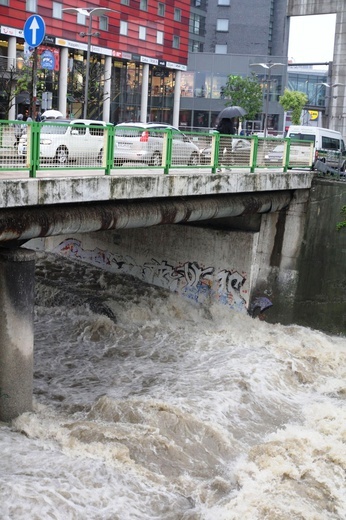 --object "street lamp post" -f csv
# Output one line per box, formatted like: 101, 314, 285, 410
250, 62, 285, 137
315, 82, 344, 105
63, 7, 111, 119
